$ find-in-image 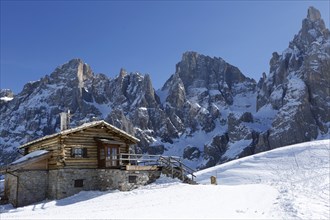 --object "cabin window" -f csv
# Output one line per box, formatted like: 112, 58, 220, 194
71, 147, 88, 158
128, 175, 137, 183
74, 179, 84, 187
